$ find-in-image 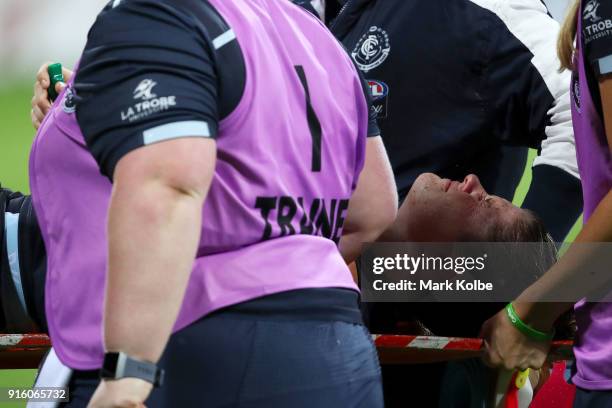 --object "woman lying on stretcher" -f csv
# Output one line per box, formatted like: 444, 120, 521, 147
365, 172, 574, 408
1, 171, 573, 408
1, 172, 572, 332
1, 171, 574, 406
11, 76, 571, 334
